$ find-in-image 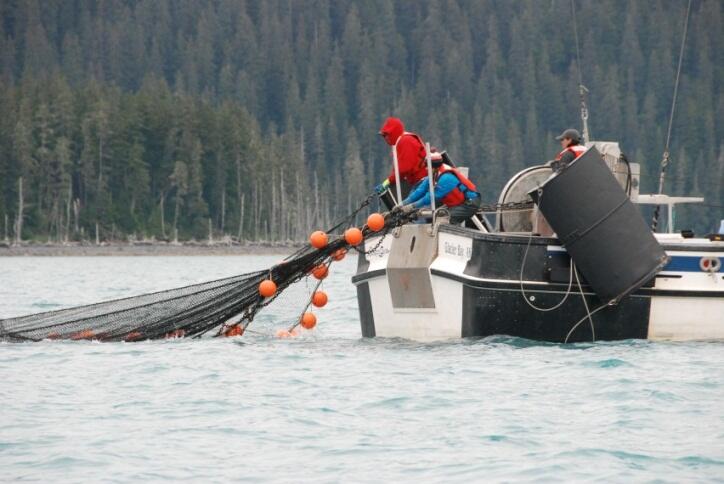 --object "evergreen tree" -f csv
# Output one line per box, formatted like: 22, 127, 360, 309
0, 0, 719, 238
